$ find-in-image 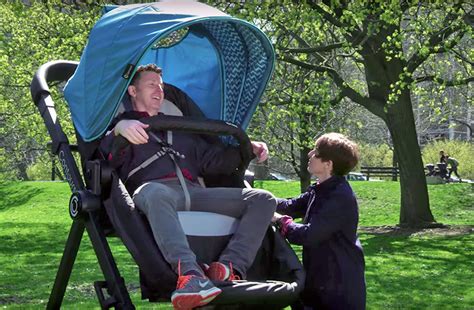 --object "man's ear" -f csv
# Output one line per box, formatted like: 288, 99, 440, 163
128, 85, 136, 97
